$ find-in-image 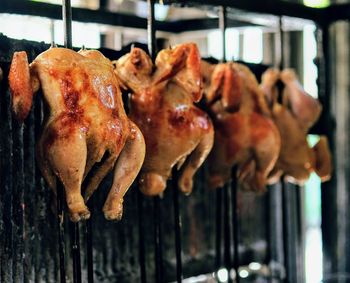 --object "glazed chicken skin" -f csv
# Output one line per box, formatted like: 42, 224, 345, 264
202, 61, 281, 191
9, 48, 145, 221
261, 68, 331, 184
115, 43, 214, 196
